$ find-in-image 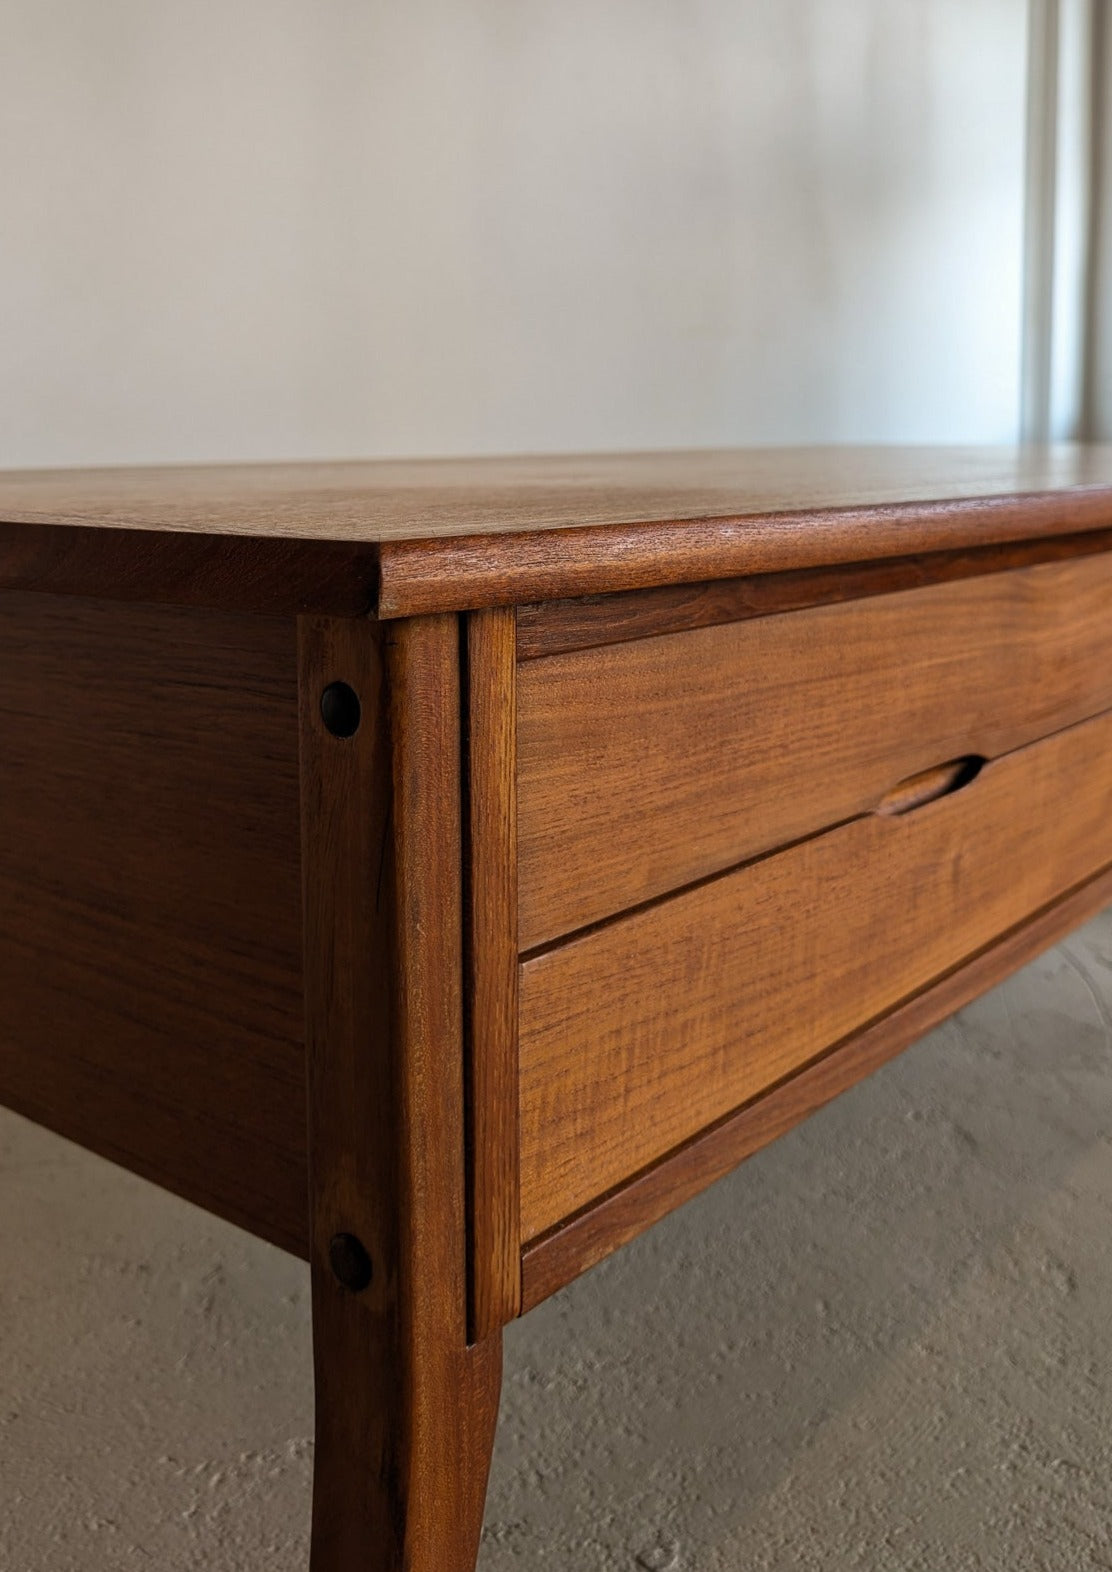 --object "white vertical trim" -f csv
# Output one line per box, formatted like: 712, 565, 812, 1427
1081, 2, 1110, 438
1048, 0, 1095, 436
1021, 0, 1059, 442
1020, 0, 1096, 442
